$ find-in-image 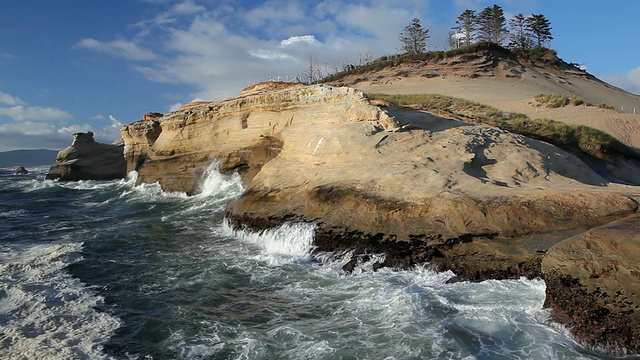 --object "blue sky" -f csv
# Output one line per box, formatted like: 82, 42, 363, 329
1, 0, 639, 151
